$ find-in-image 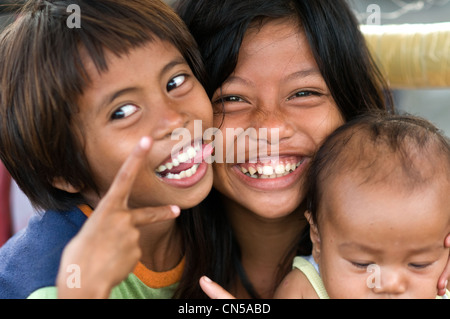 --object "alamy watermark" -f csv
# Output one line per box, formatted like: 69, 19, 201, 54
171, 120, 280, 164
66, 264, 81, 289
366, 4, 381, 25
66, 4, 81, 29
366, 264, 382, 289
